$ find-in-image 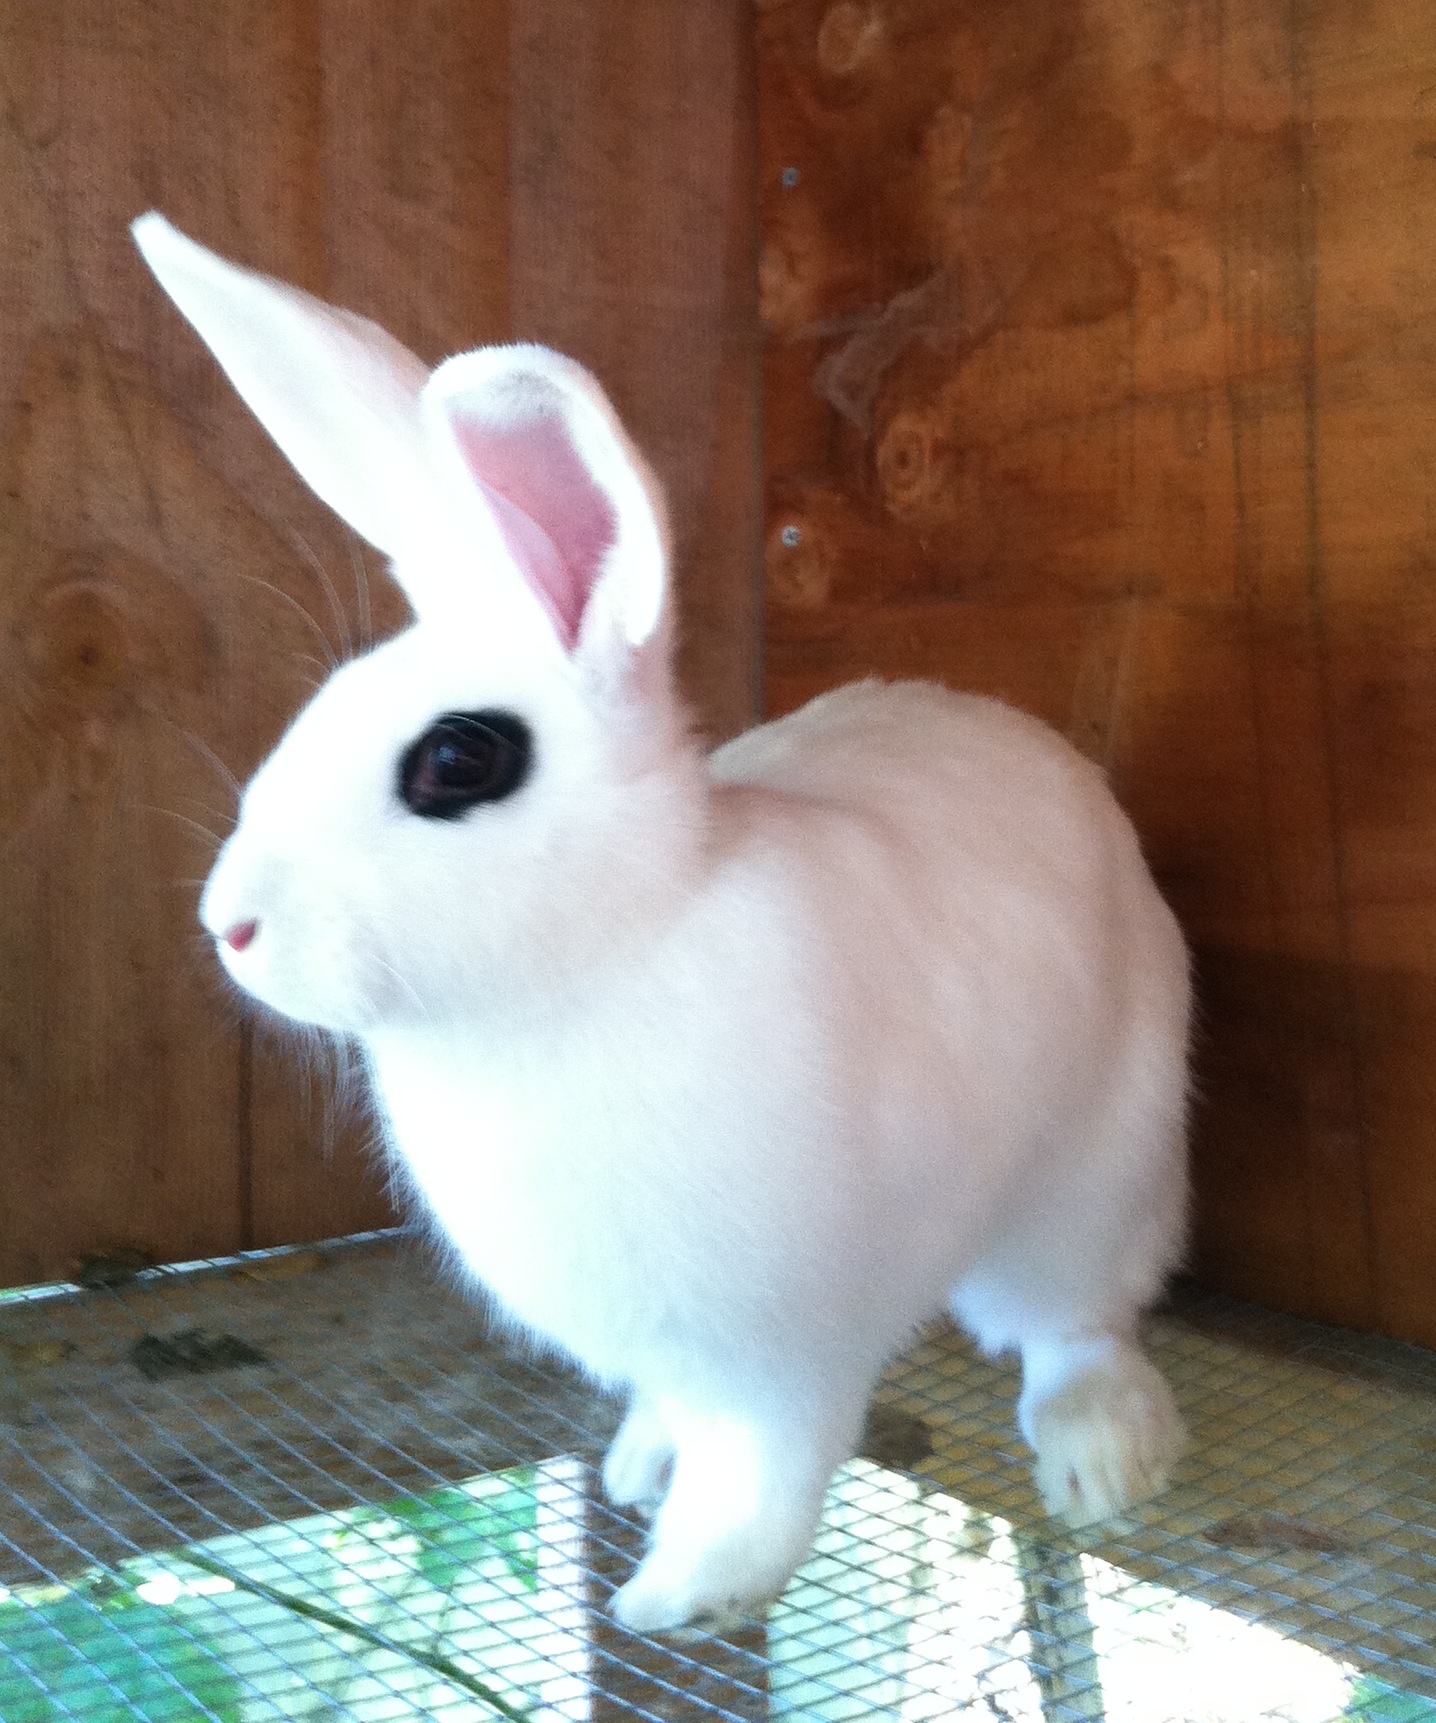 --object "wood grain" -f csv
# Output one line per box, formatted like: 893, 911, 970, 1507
509, 0, 763, 741
761, 0, 1436, 1344
0, 0, 761, 1283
